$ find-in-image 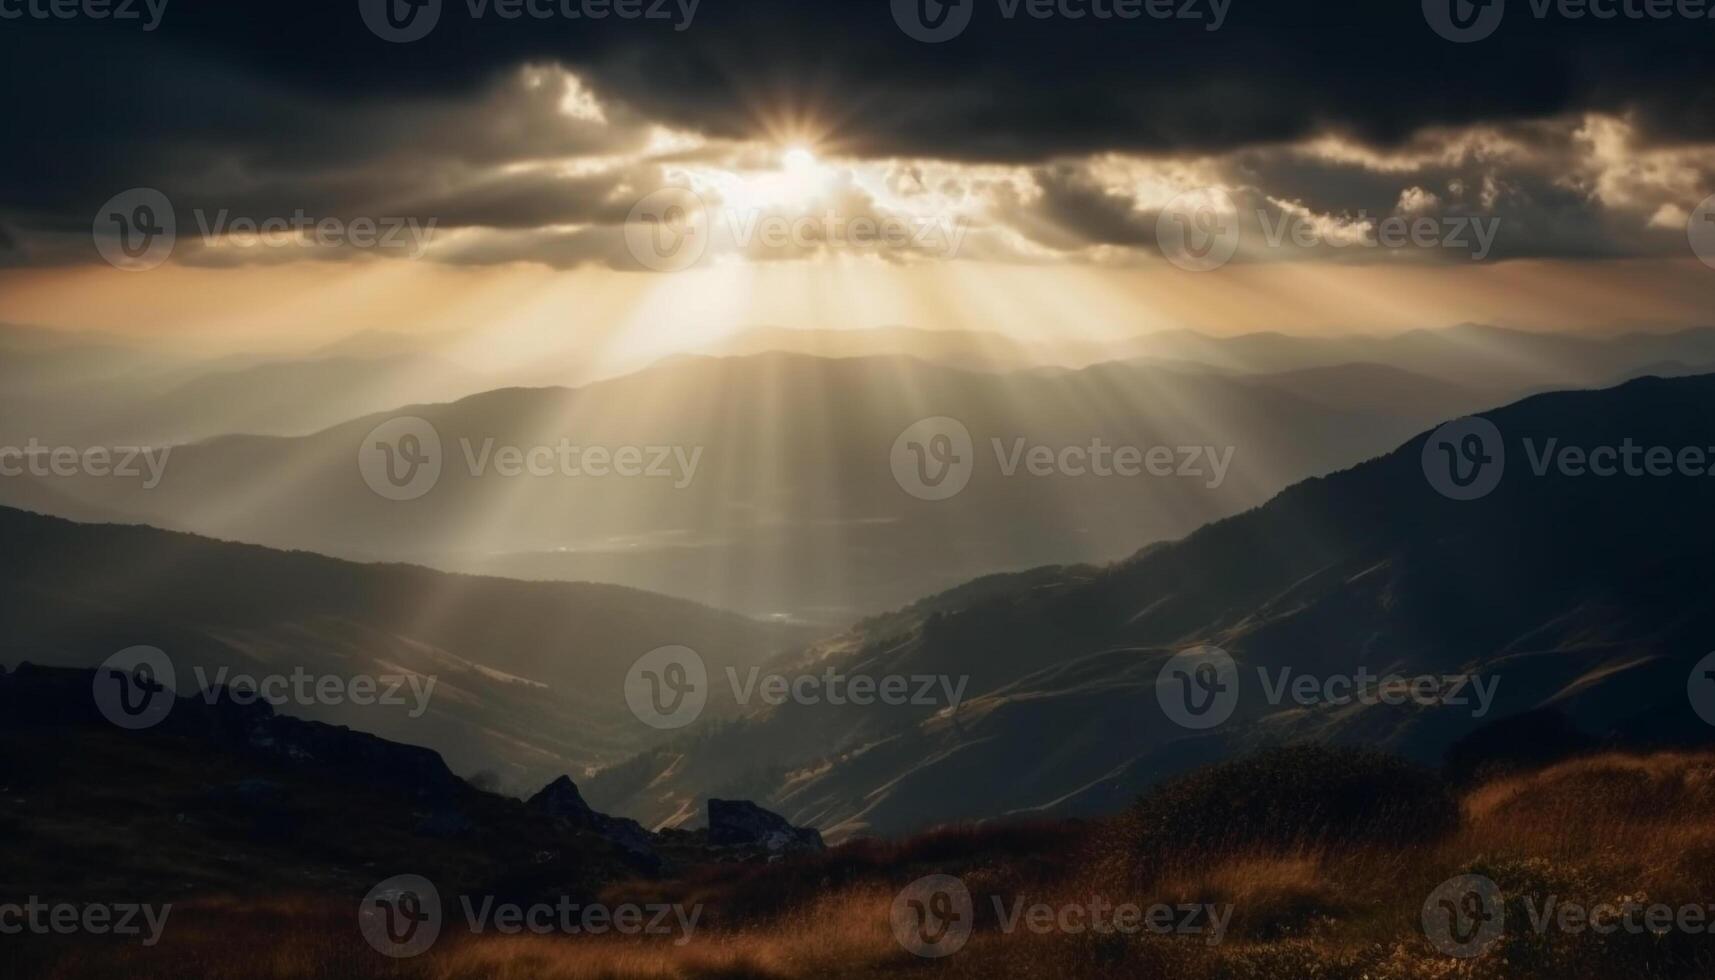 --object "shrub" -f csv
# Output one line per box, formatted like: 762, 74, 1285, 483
1129, 745, 1459, 868
1444, 708, 1598, 786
